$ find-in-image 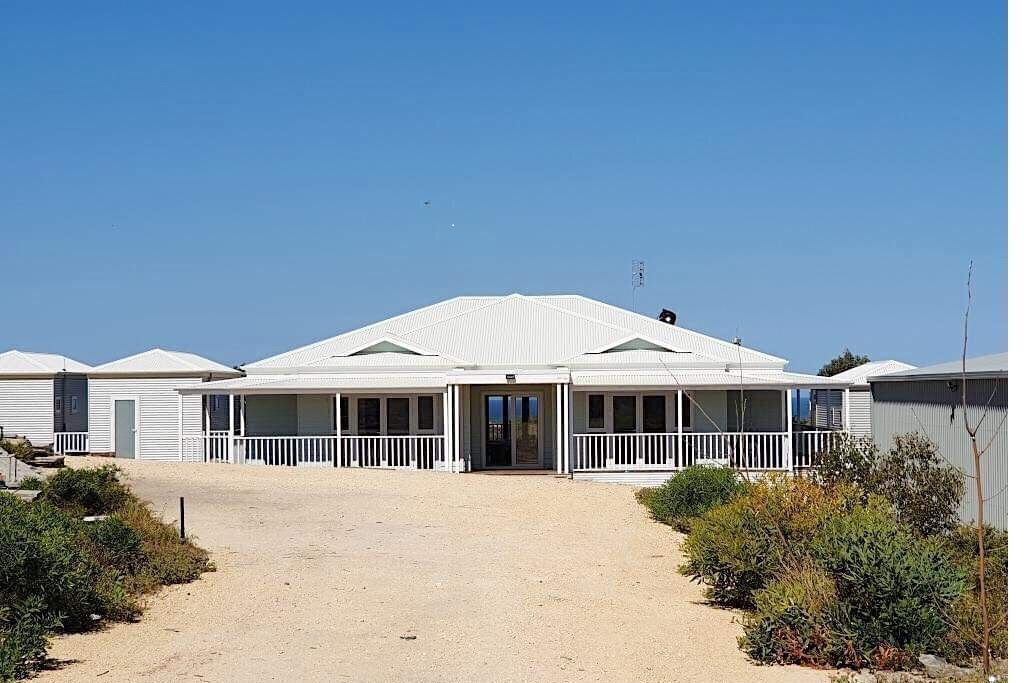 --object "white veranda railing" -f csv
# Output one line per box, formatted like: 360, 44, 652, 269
572, 430, 842, 472
184, 434, 445, 470
53, 432, 89, 454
